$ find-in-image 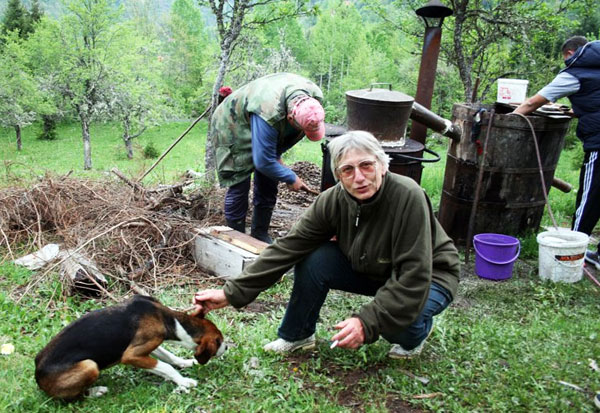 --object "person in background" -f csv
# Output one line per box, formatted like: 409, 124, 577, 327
193, 131, 460, 358
211, 73, 325, 243
218, 86, 233, 105
514, 36, 600, 269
